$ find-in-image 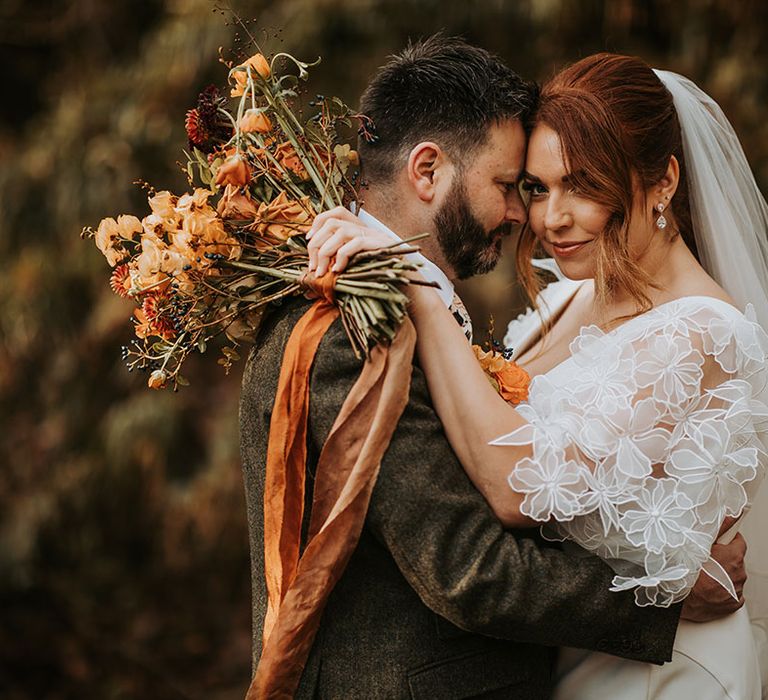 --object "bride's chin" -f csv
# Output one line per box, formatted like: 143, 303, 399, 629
554, 261, 594, 281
